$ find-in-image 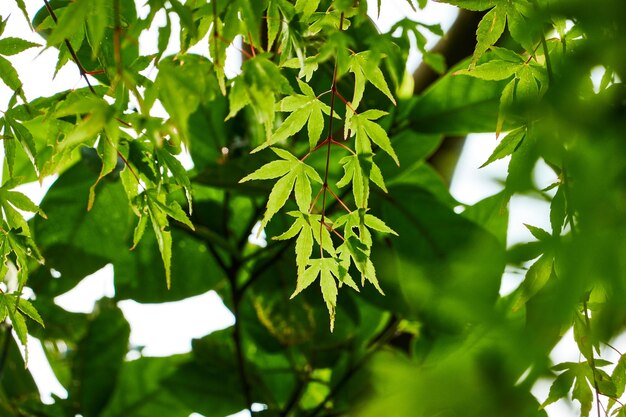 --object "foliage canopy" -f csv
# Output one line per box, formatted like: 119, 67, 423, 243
1, 0, 626, 416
